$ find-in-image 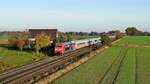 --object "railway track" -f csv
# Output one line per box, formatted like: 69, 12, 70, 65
97, 48, 128, 84
0, 46, 91, 84
108, 48, 128, 84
